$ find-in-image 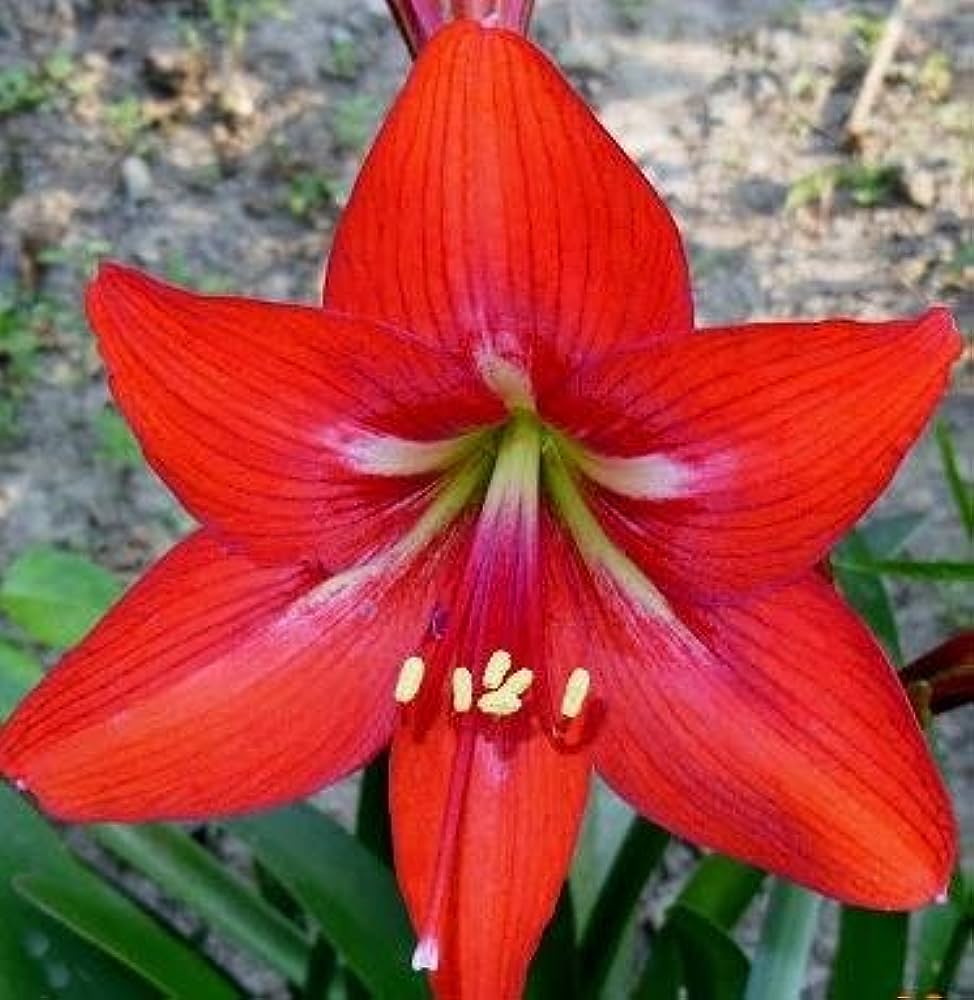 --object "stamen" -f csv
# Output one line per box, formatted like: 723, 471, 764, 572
411, 935, 439, 972
560, 668, 591, 719
394, 655, 425, 704
504, 668, 534, 697
452, 668, 474, 713
477, 668, 534, 717
483, 648, 512, 689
